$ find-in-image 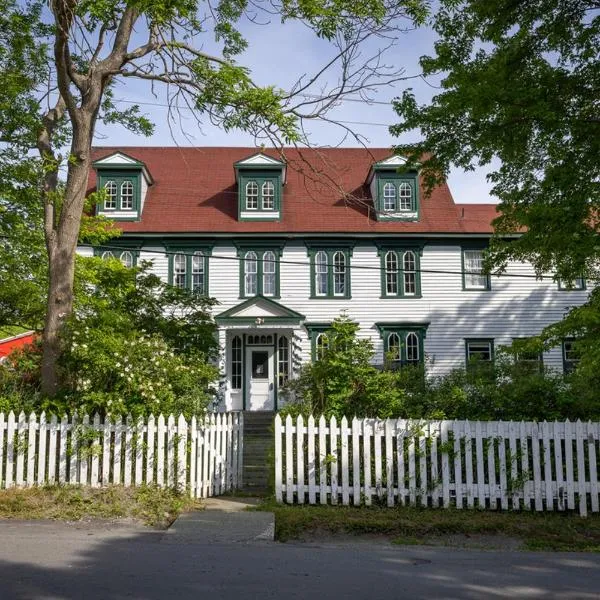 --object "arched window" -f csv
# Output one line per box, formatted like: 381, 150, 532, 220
278, 336, 289, 387
174, 253, 186, 288
246, 181, 259, 210
104, 181, 117, 209
387, 332, 401, 362
231, 336, 242, 390
262, 181, 275, 210
398, 182, 412, 211
333, 251, 346, 295
192, 251, 205, 294
383, 182, 397, 212
403, 251, 416, 295
244, 251, 258, 296
263, 251, 276, 296
101, 250, 115, 260
315, 251, 328, 296
120, 181, 134, 210
316, 333, 329, 360
406, 332, 419, 362
385, 251, 398, 295
120, 251, 134, 268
